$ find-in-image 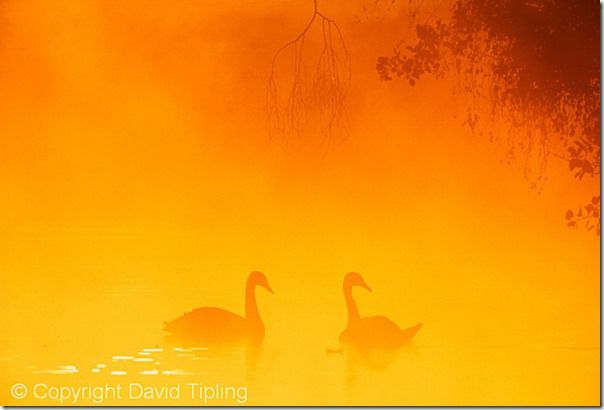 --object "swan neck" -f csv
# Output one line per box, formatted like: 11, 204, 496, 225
344, 284, 360, 326
245, 281, 262, 324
